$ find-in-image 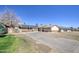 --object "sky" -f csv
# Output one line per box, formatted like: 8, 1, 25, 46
0, 5, 79, 27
